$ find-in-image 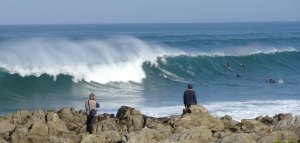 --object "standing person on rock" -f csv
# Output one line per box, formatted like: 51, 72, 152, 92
183, 83, 198, 113
85, 93, 100, 134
